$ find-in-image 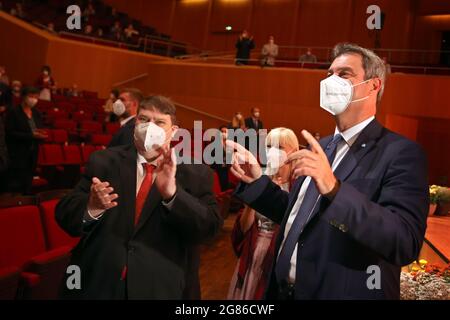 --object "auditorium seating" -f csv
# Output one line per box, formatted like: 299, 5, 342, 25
38, 190, 80, 250
0, 196, 72, 299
